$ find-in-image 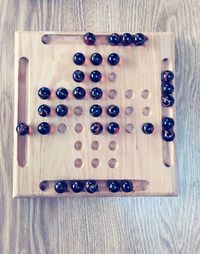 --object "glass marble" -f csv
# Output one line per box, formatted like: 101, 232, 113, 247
38, 87, 51, 99
54, 181, 67, 194
107, 180, 121, 193
142, 122, 154, 134
56, 88, 68, 99
38, 104, 51, 117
